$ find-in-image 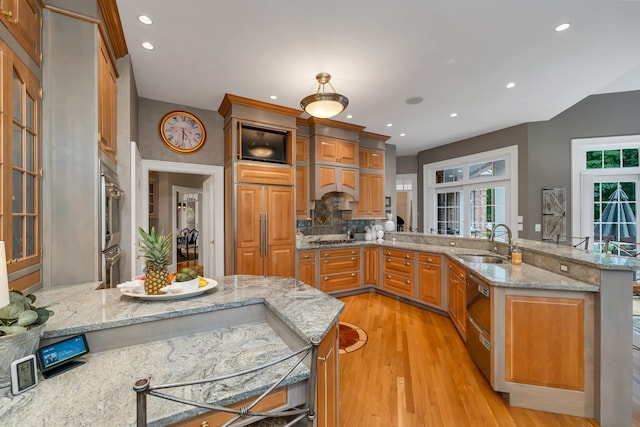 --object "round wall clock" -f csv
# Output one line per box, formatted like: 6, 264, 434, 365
159, 111, 207, 153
